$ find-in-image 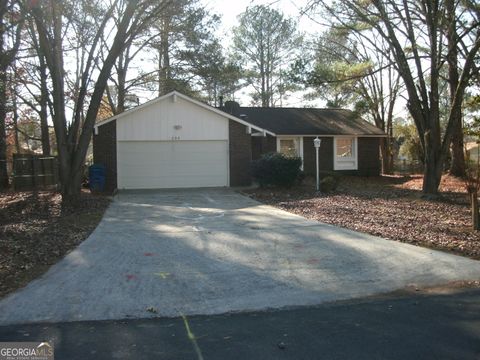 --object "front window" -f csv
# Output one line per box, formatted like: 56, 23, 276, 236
334, 137, 358, 170
279, 139, 298, 157
336, 138, 354, 158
